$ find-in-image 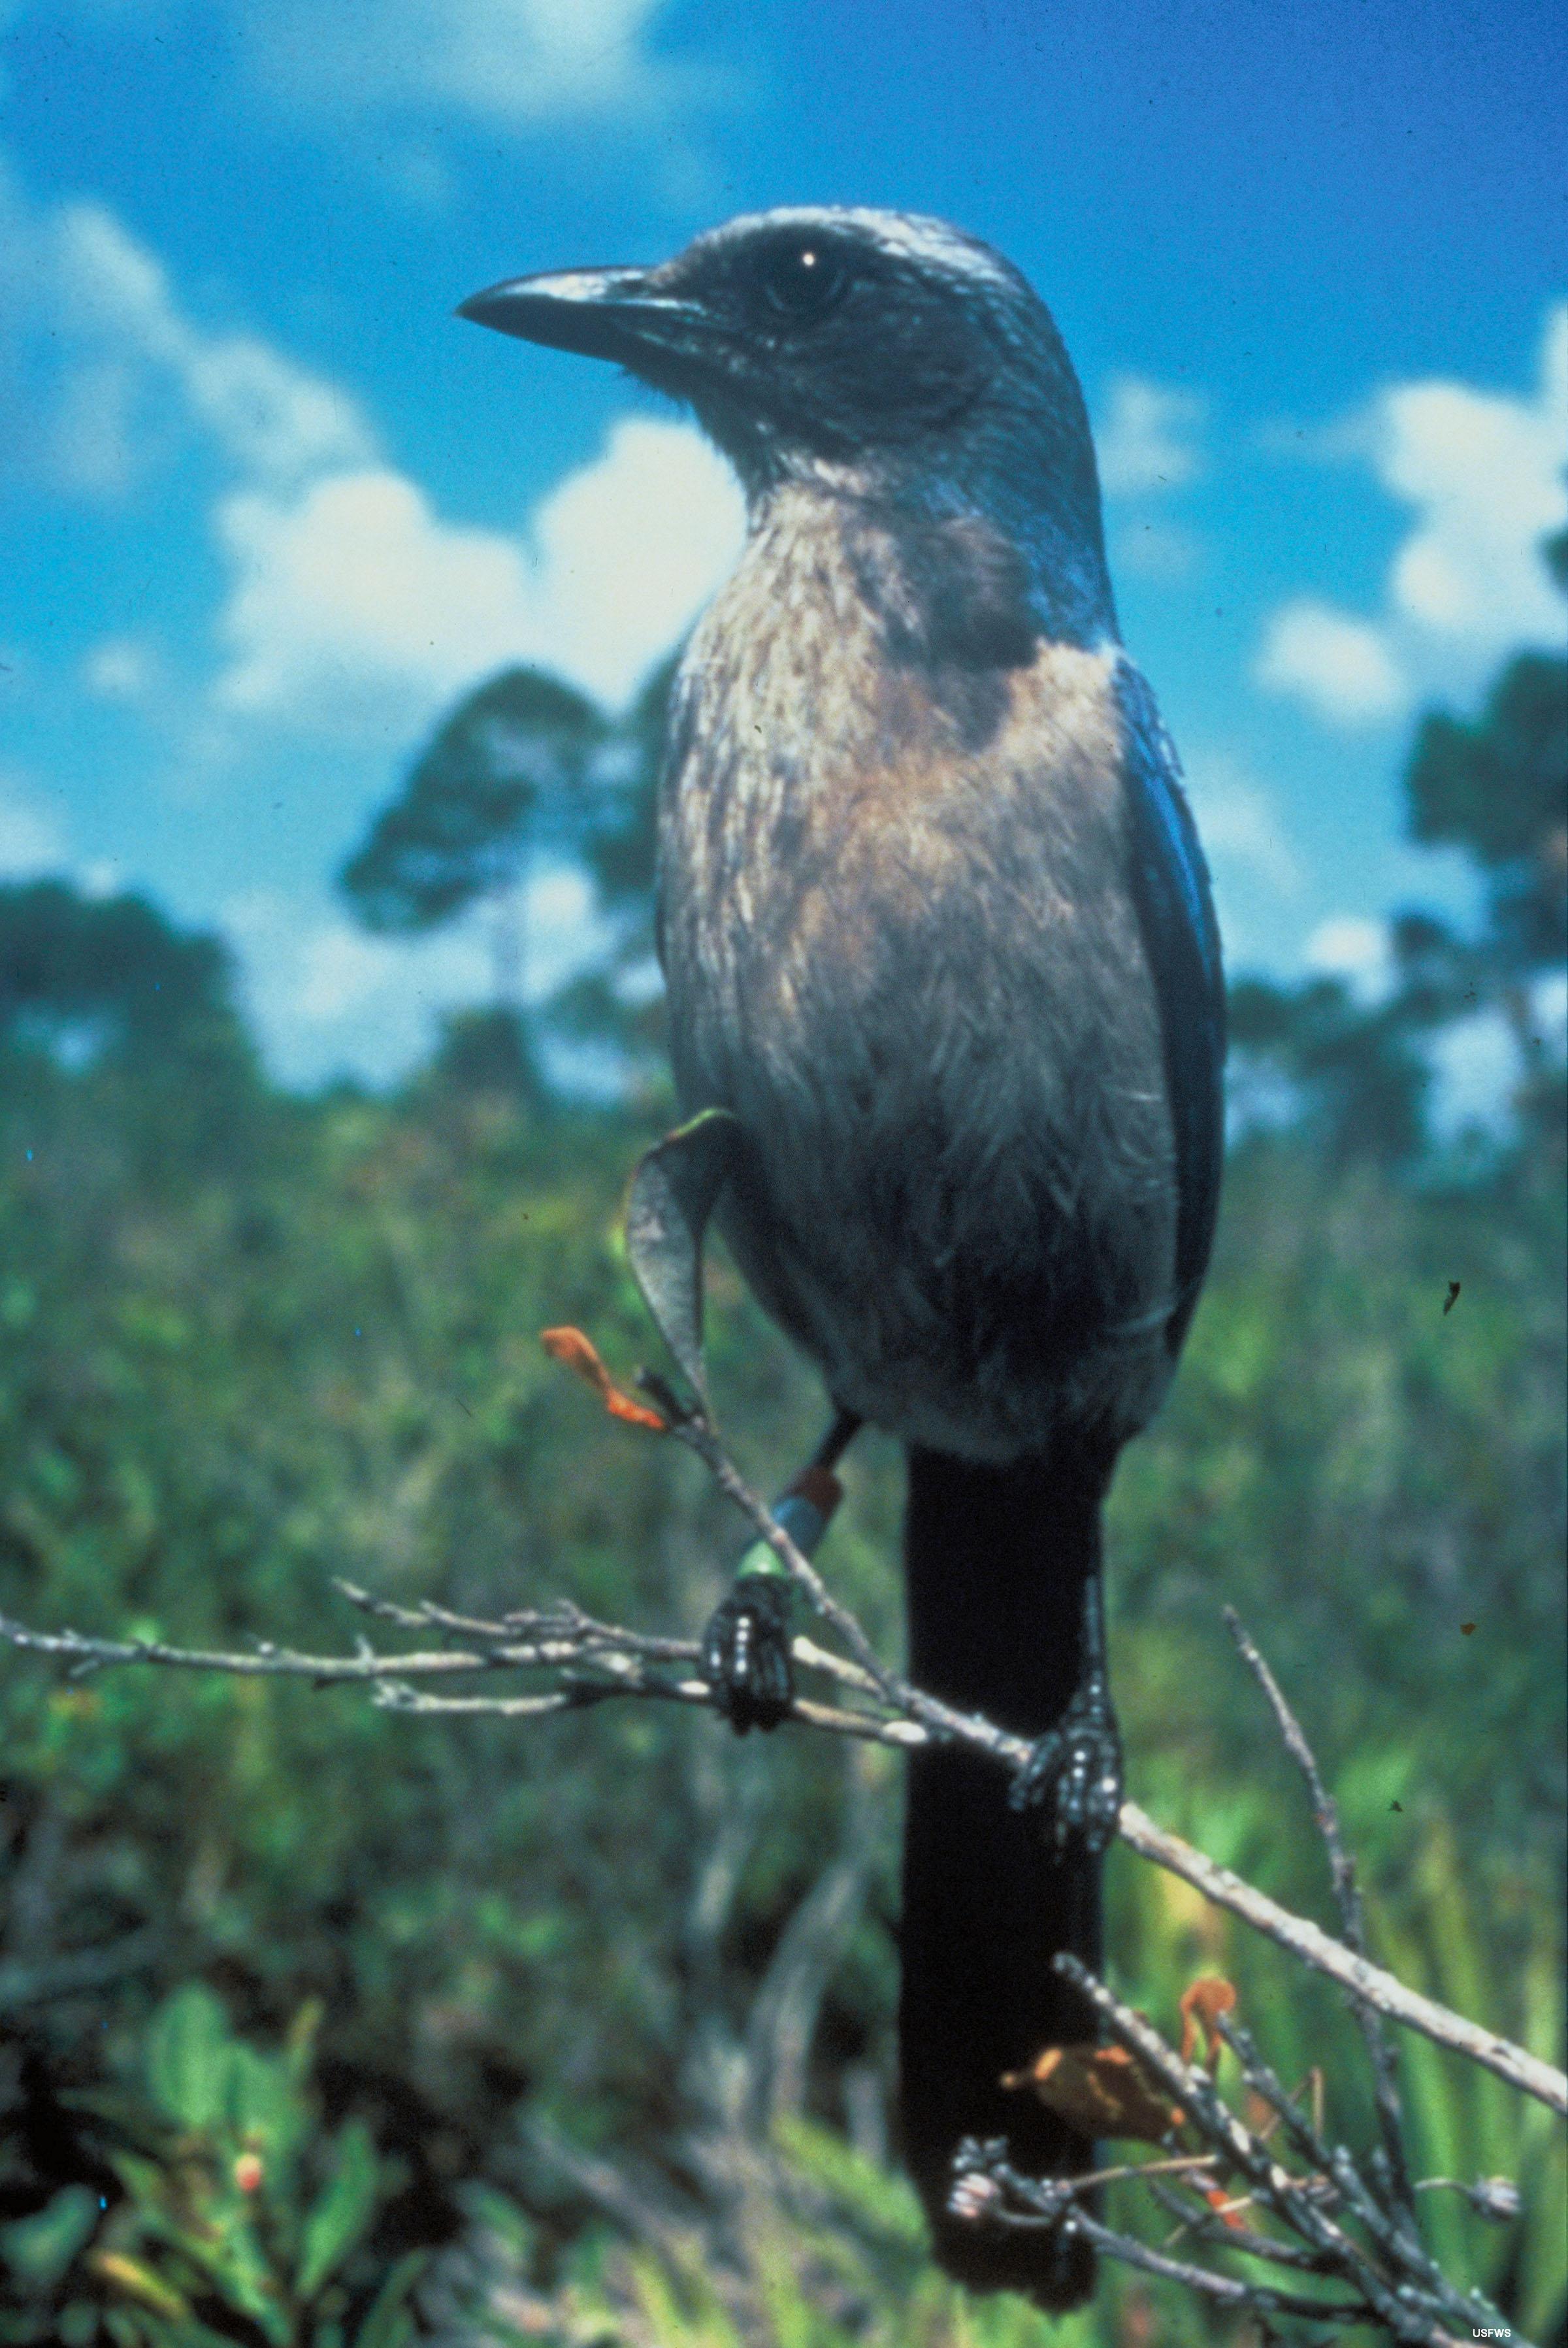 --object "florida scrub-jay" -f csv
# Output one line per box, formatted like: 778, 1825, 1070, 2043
460, 207, 1225, 2308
